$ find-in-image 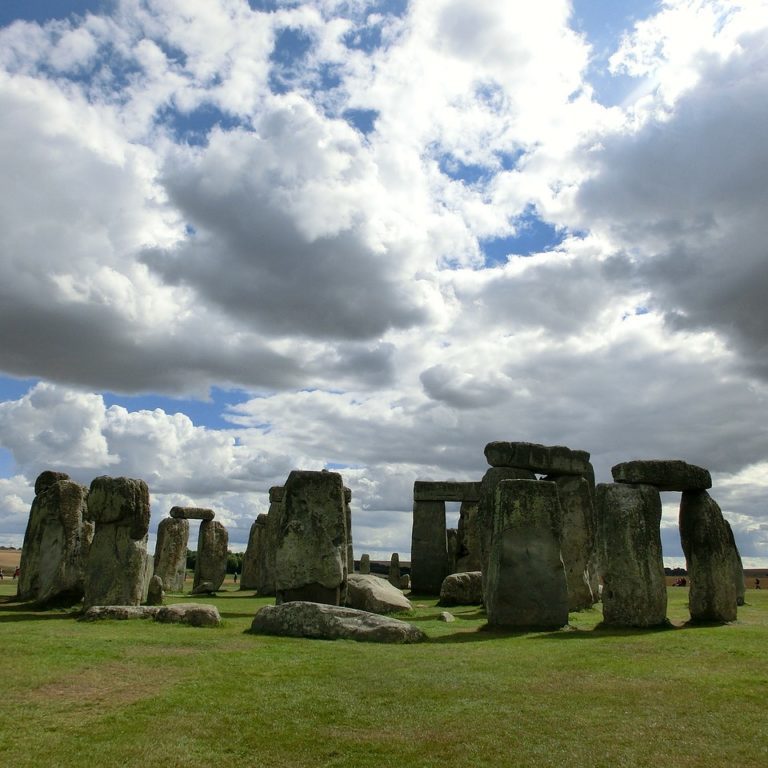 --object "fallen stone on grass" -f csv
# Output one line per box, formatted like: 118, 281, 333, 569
439, 571, 483, 606
346, 573, 413, 614
80, 603, 221, 627
439, 611, 455, 622
191, 580, 216, 595
250, 601, 427, 643
154, 603, 222, 627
